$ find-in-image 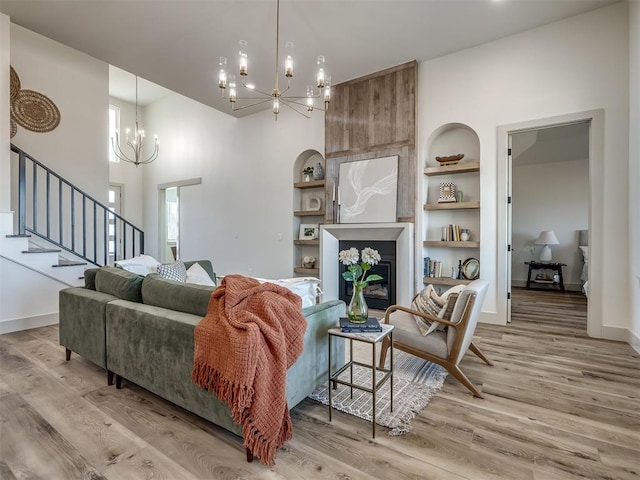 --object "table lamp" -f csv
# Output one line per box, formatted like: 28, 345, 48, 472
535, 230, 559, 262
